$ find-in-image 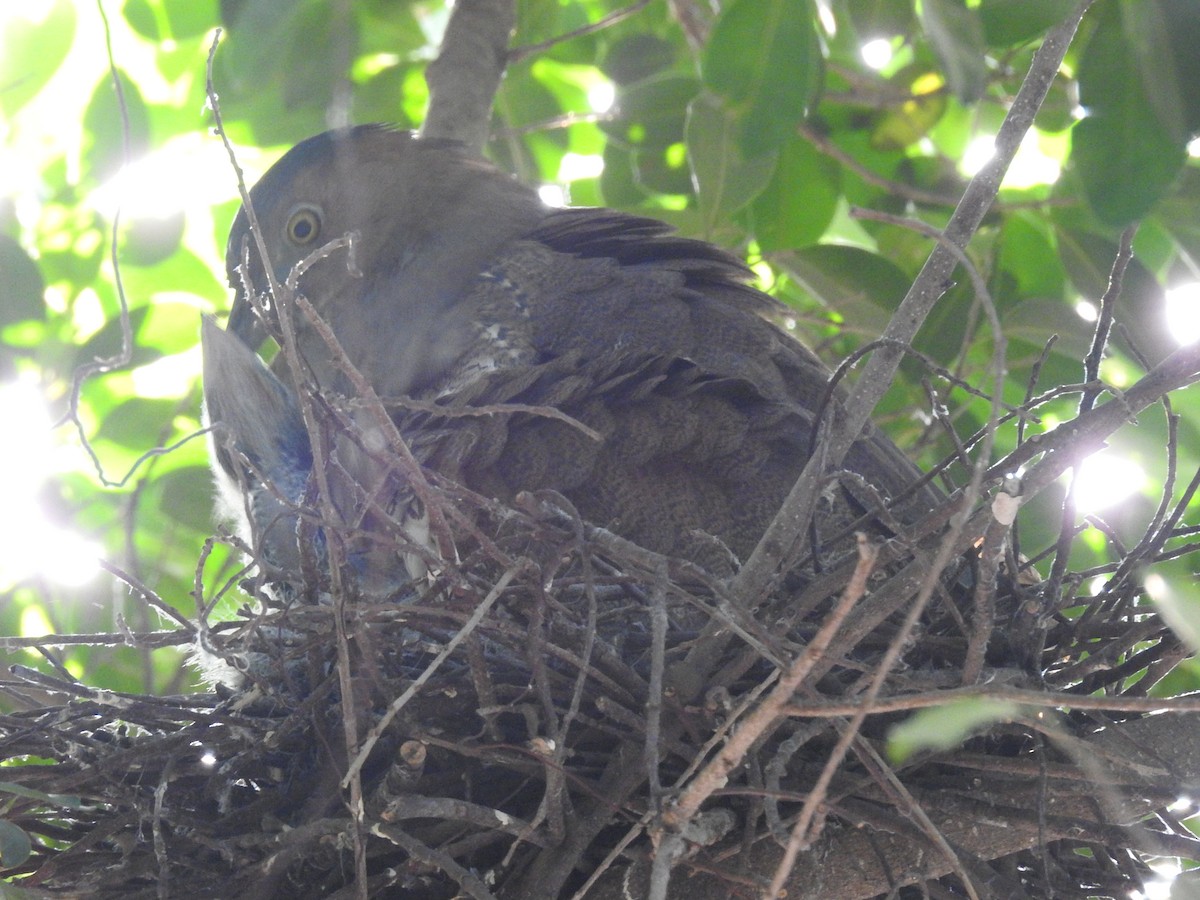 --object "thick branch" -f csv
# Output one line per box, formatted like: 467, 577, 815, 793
420, 0, 516, 153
